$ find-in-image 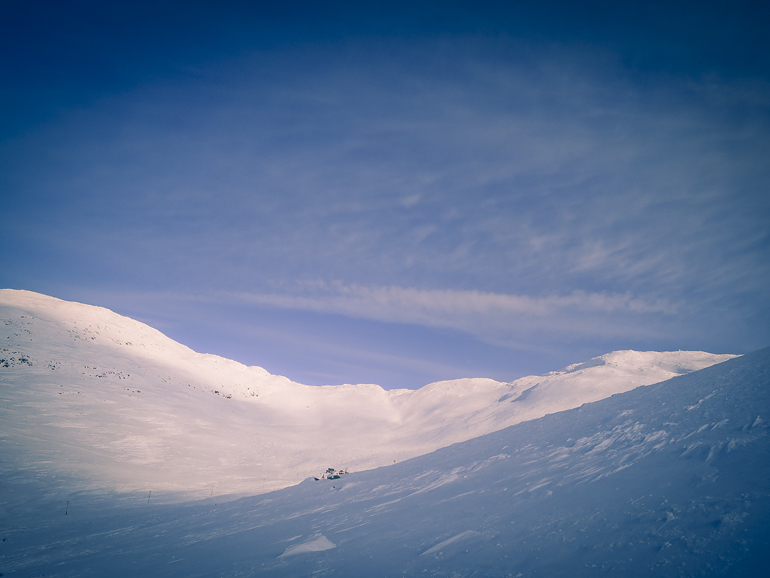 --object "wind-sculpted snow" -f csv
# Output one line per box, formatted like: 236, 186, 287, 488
2, 347, 768, 576
0, 289, 737, 499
